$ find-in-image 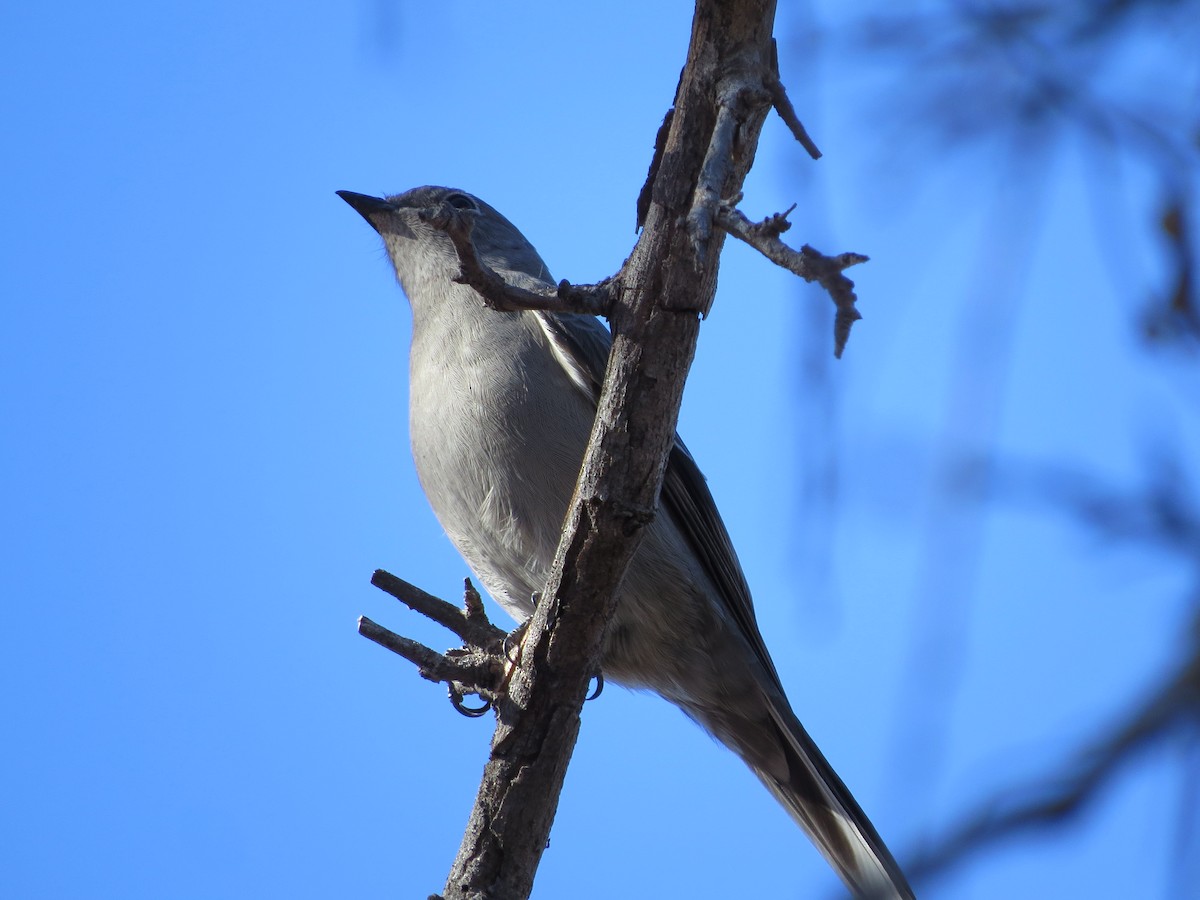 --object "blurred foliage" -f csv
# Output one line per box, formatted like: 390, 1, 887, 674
802, 0, 1200, 892
853, 0, 1200, 349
